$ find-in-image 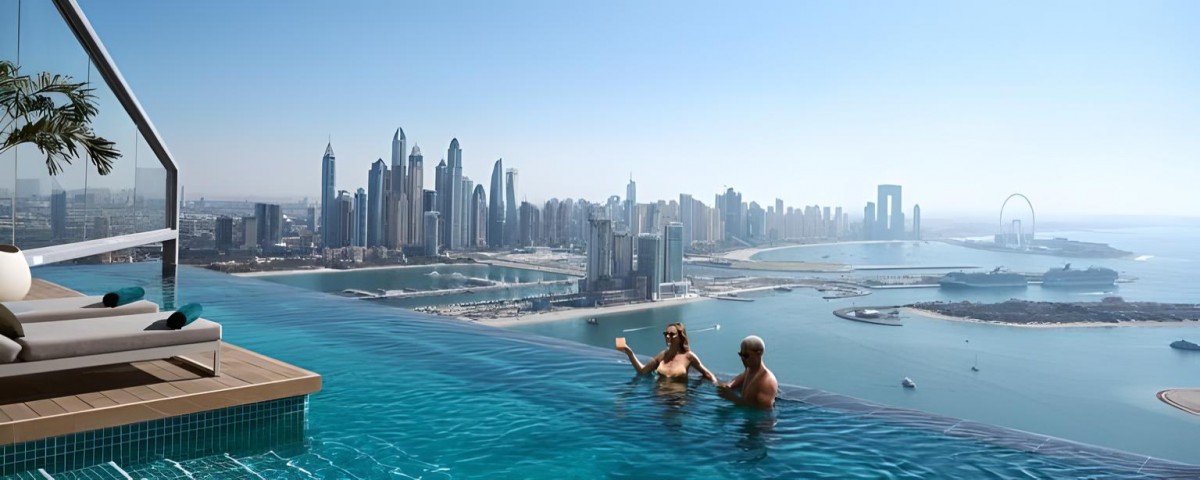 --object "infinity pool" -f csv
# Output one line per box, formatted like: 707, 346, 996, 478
12, 262, 1198, 479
